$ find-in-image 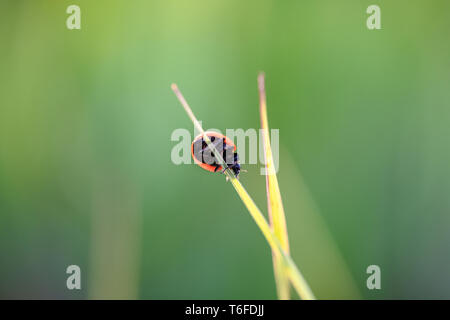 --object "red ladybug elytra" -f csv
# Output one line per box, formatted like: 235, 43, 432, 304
191, 132, 242, 178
